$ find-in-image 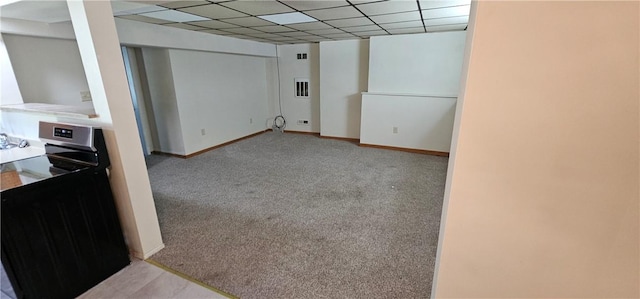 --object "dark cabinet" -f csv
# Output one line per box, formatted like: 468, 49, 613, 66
1, 170, 130, 299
